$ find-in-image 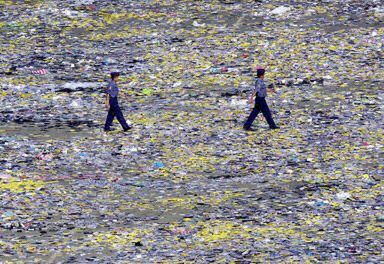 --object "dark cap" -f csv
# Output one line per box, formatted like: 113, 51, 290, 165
257, 69, 265, 76
110, 72, 120, 79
